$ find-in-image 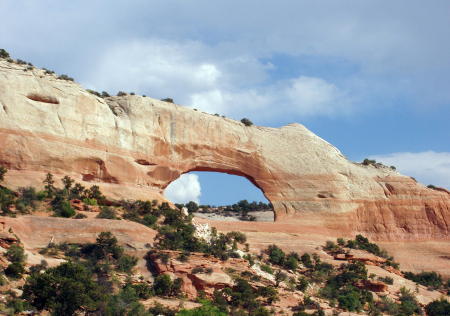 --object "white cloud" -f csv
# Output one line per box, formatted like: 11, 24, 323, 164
283, 76, 353, 116
164, 173, 201, 204
84, 39, 352, 122
370, 151, 450, 189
